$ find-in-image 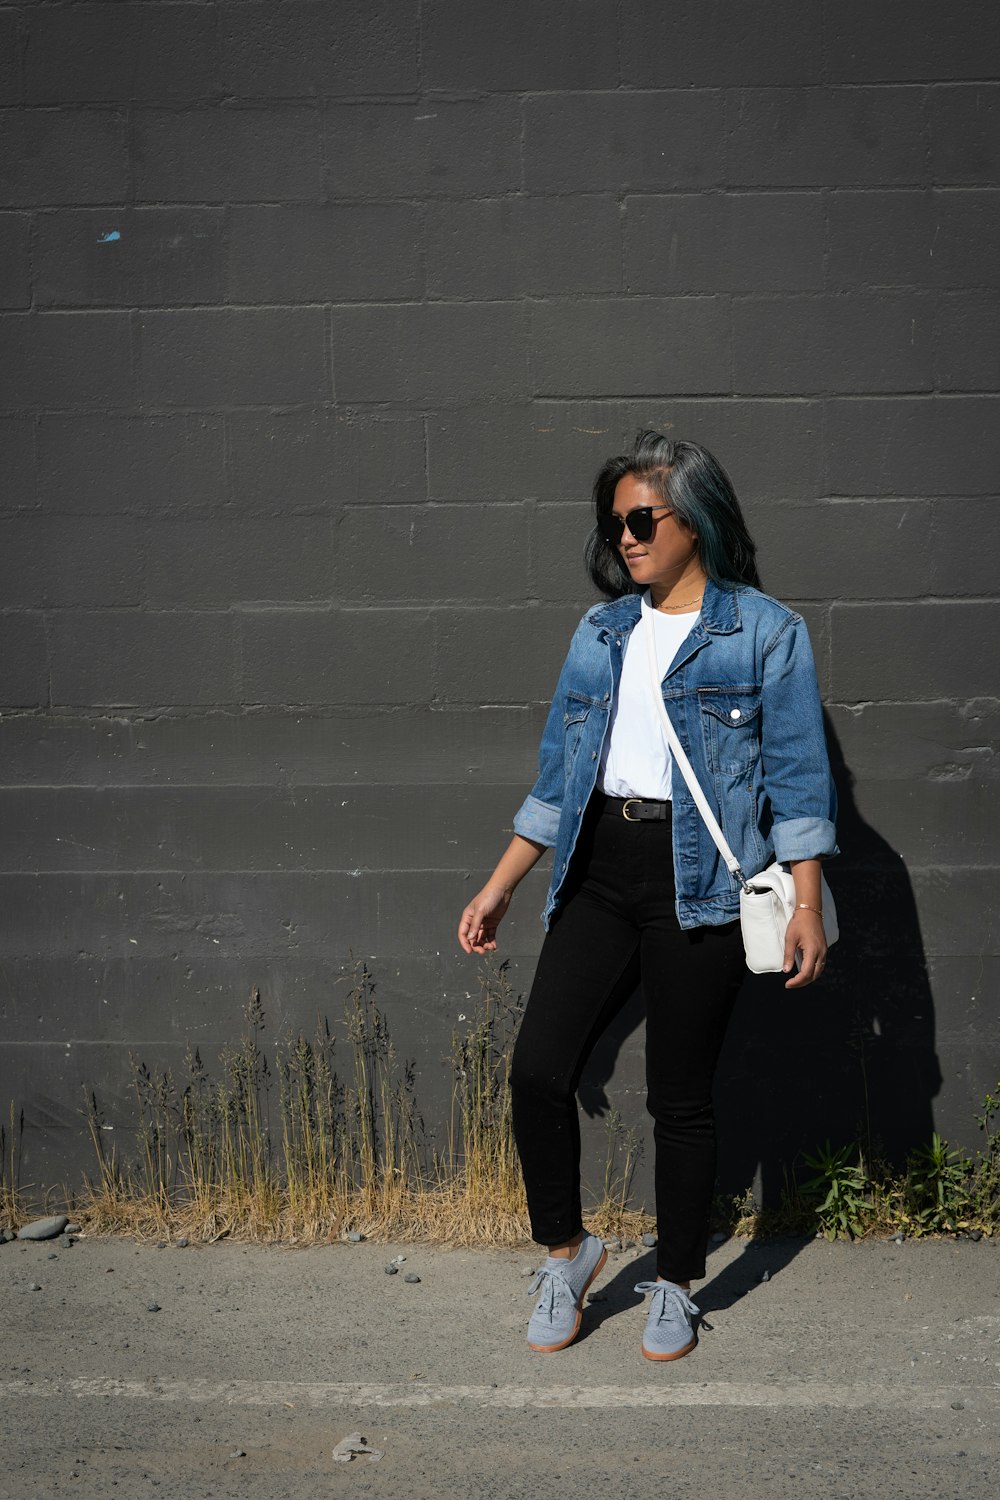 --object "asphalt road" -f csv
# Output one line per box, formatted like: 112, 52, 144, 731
3, 1231, 998, 1499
